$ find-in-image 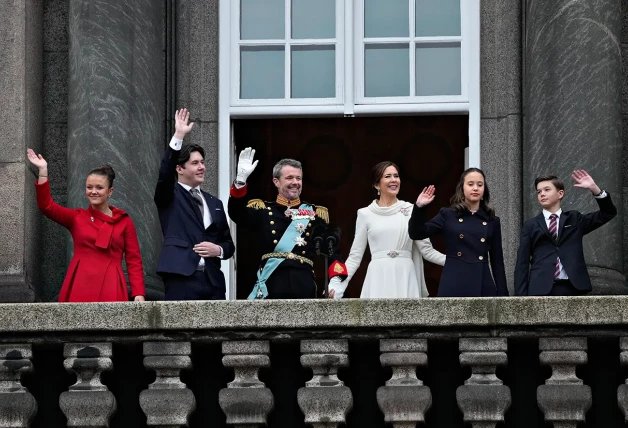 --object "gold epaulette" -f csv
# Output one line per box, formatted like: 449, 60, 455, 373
247, 199, 266, 210
316, 206, 329, 224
